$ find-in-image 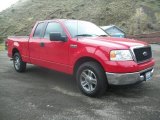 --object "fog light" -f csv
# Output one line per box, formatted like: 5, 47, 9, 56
151, 69, 154, 76
140, 75, 144, 81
